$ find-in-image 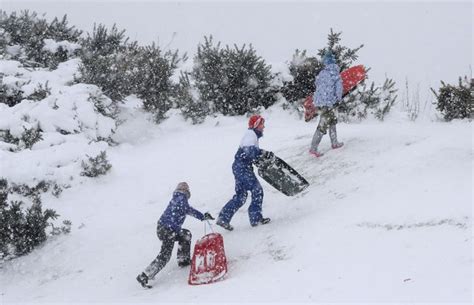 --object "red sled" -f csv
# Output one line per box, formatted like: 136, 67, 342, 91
188, 233, 227, 285
303, 95, 317, 122
340, 65, 366, 95
303, 65, 366, 122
